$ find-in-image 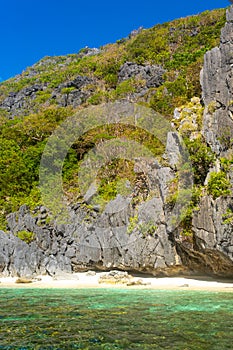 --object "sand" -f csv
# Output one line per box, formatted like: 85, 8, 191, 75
0, 272, 233, 292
